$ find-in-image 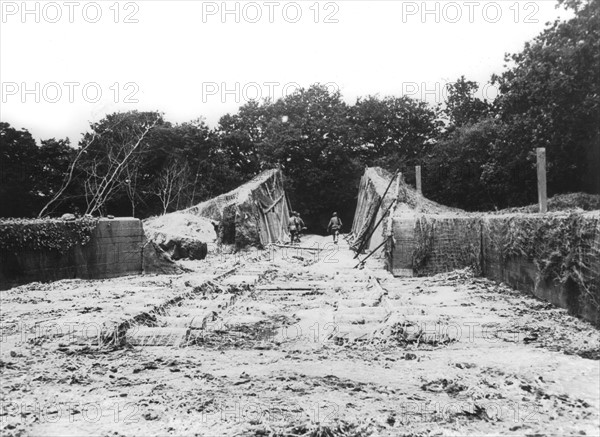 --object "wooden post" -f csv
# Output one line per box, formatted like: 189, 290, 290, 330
536, 148, 547, 213
353, 170, 400, 258
415, 165, 422, 195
